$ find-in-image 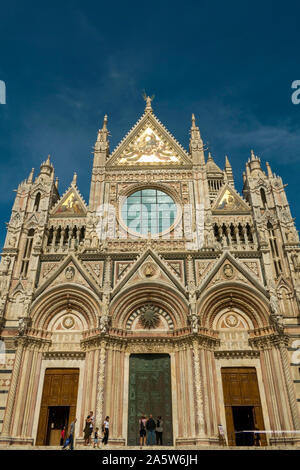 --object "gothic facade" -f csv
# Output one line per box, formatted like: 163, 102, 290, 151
0, 98, 300, 447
